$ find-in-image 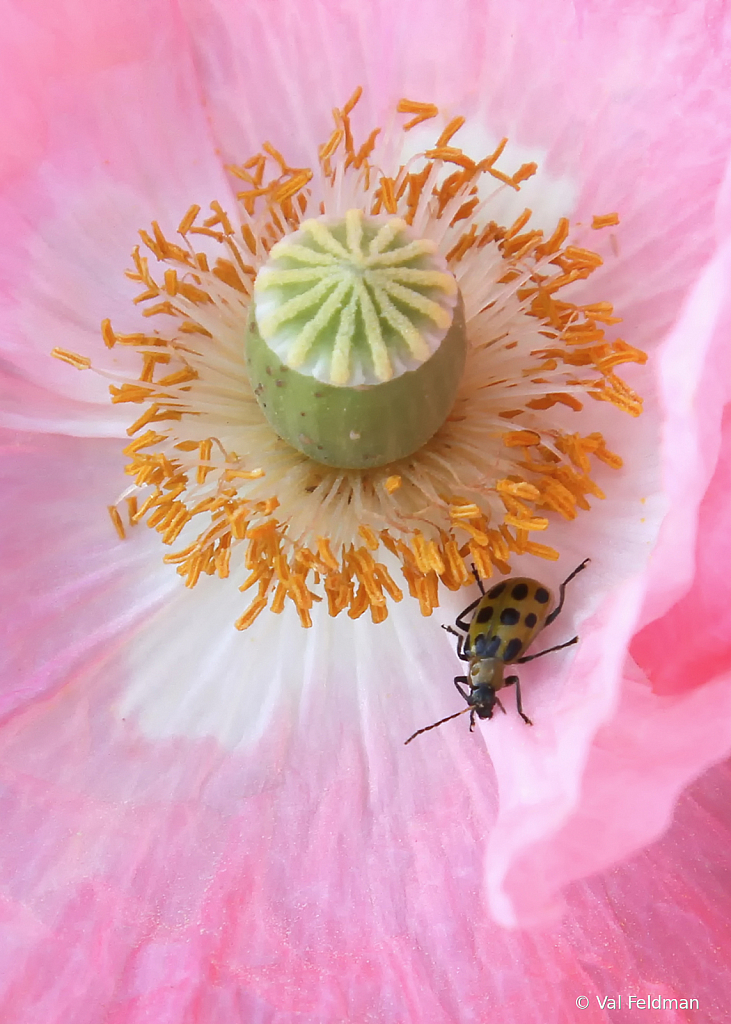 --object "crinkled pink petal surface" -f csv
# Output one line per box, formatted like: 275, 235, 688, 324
2, 0, 731, 1020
